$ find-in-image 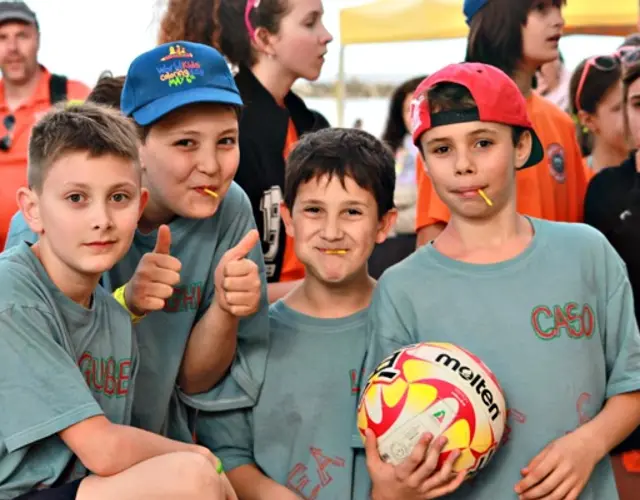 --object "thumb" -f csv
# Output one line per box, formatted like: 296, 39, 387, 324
226, 229, 259, 260
153, 224, 172, 255
364, 429, 382, 466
